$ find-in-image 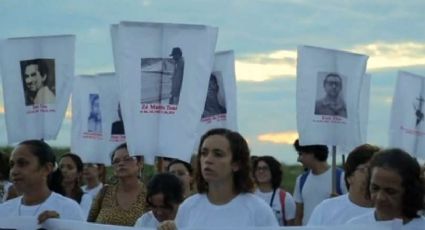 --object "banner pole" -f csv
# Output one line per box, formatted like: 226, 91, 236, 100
331, 145, 337, 196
